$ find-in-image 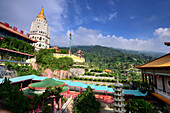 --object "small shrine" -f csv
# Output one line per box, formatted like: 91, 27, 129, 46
77, 49, 83, 58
